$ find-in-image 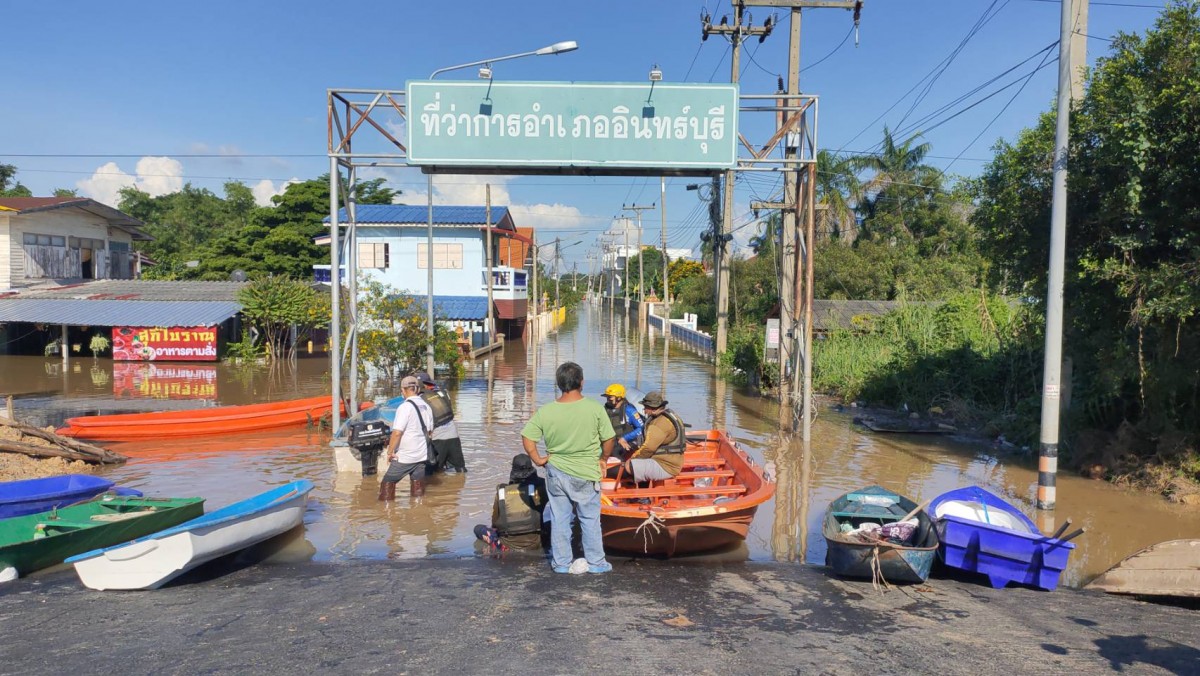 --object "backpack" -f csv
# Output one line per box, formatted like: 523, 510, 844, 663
420, 389, 455, 428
